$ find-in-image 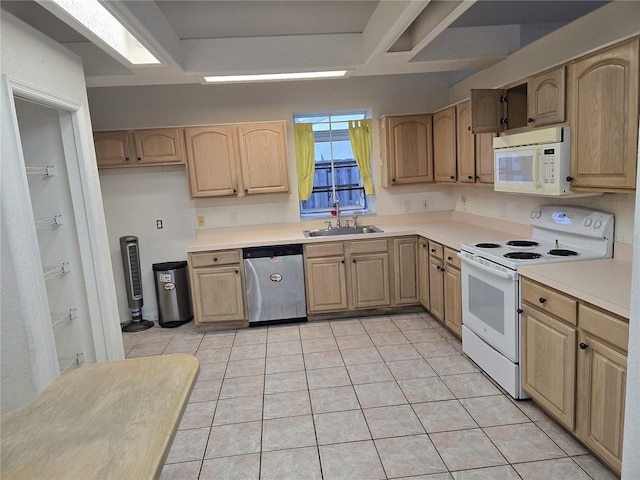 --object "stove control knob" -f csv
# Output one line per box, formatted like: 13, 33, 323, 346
529, 211, 536, 219
594, 219, 602, 229
583, 217, 593, 227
